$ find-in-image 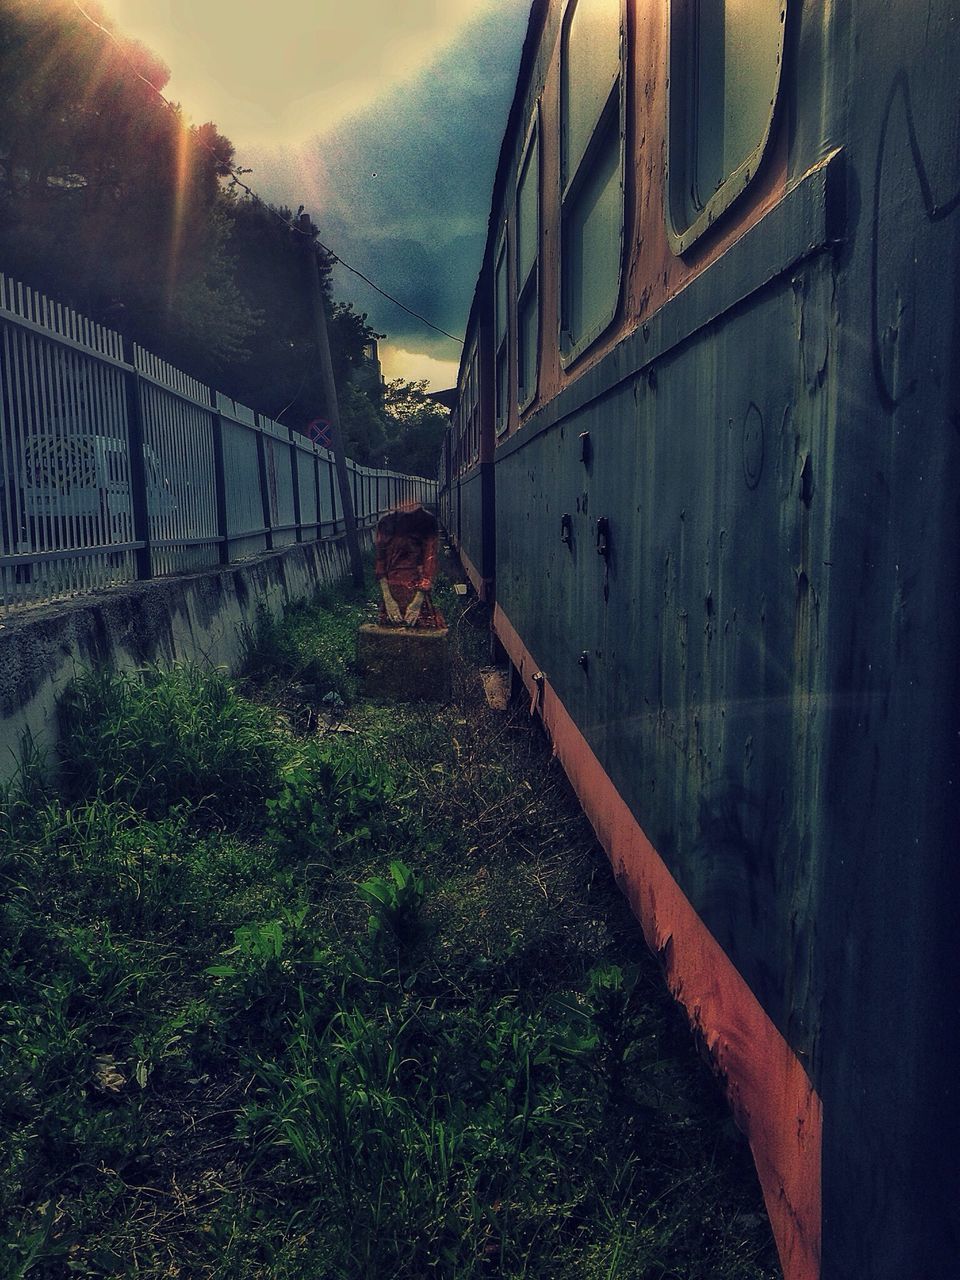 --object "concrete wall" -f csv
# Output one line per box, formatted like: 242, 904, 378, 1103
0, 535, 368, 780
